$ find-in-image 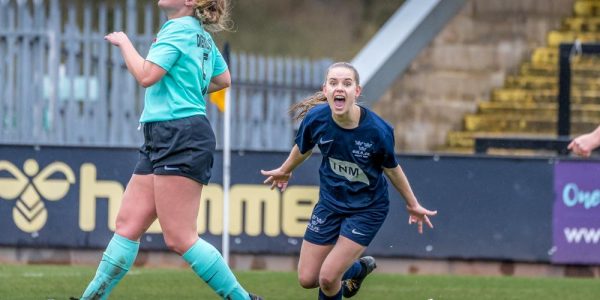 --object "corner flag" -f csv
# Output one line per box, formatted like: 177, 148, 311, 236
209, 88, 227, 112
